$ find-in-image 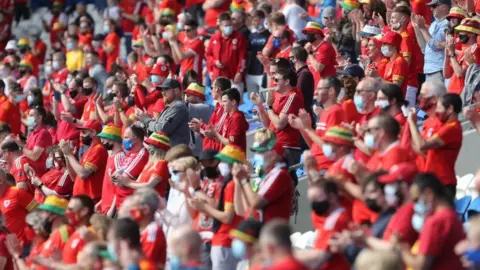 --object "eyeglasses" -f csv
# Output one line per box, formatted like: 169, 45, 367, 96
53, 156, 63, 160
